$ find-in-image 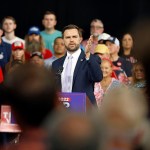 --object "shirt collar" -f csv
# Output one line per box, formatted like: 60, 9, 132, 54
67, 48, 81, 59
